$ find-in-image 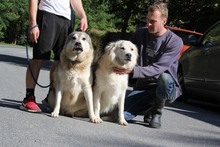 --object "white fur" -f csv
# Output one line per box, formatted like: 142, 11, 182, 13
93, 40, 138, 125
48, 31, 98, 123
